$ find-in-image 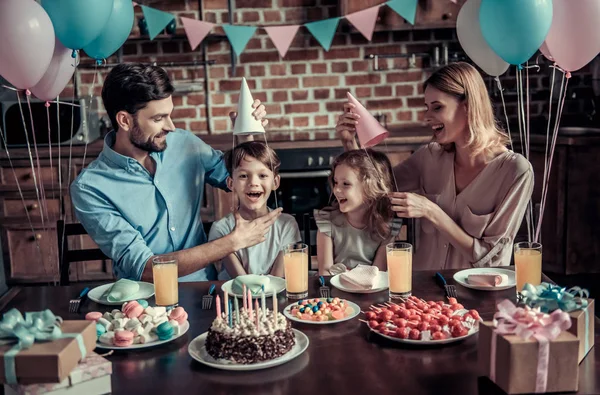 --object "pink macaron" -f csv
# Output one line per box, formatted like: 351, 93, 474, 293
85, 311, 103, 322
113, 330, 134, 347
168, 307, 188, 325
122, 301, 144, 319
